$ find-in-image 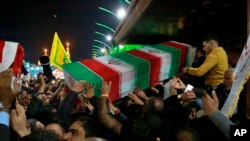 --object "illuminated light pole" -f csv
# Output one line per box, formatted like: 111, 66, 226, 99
38, 60, 41, 65
66, 42, 71, 59
66, 42, 70, 55
44, 48, 48, 56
